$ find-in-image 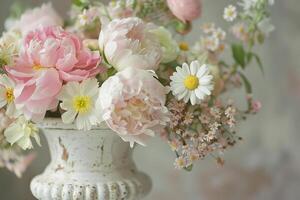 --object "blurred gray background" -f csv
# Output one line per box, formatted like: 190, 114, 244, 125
0, 0, 299, 199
